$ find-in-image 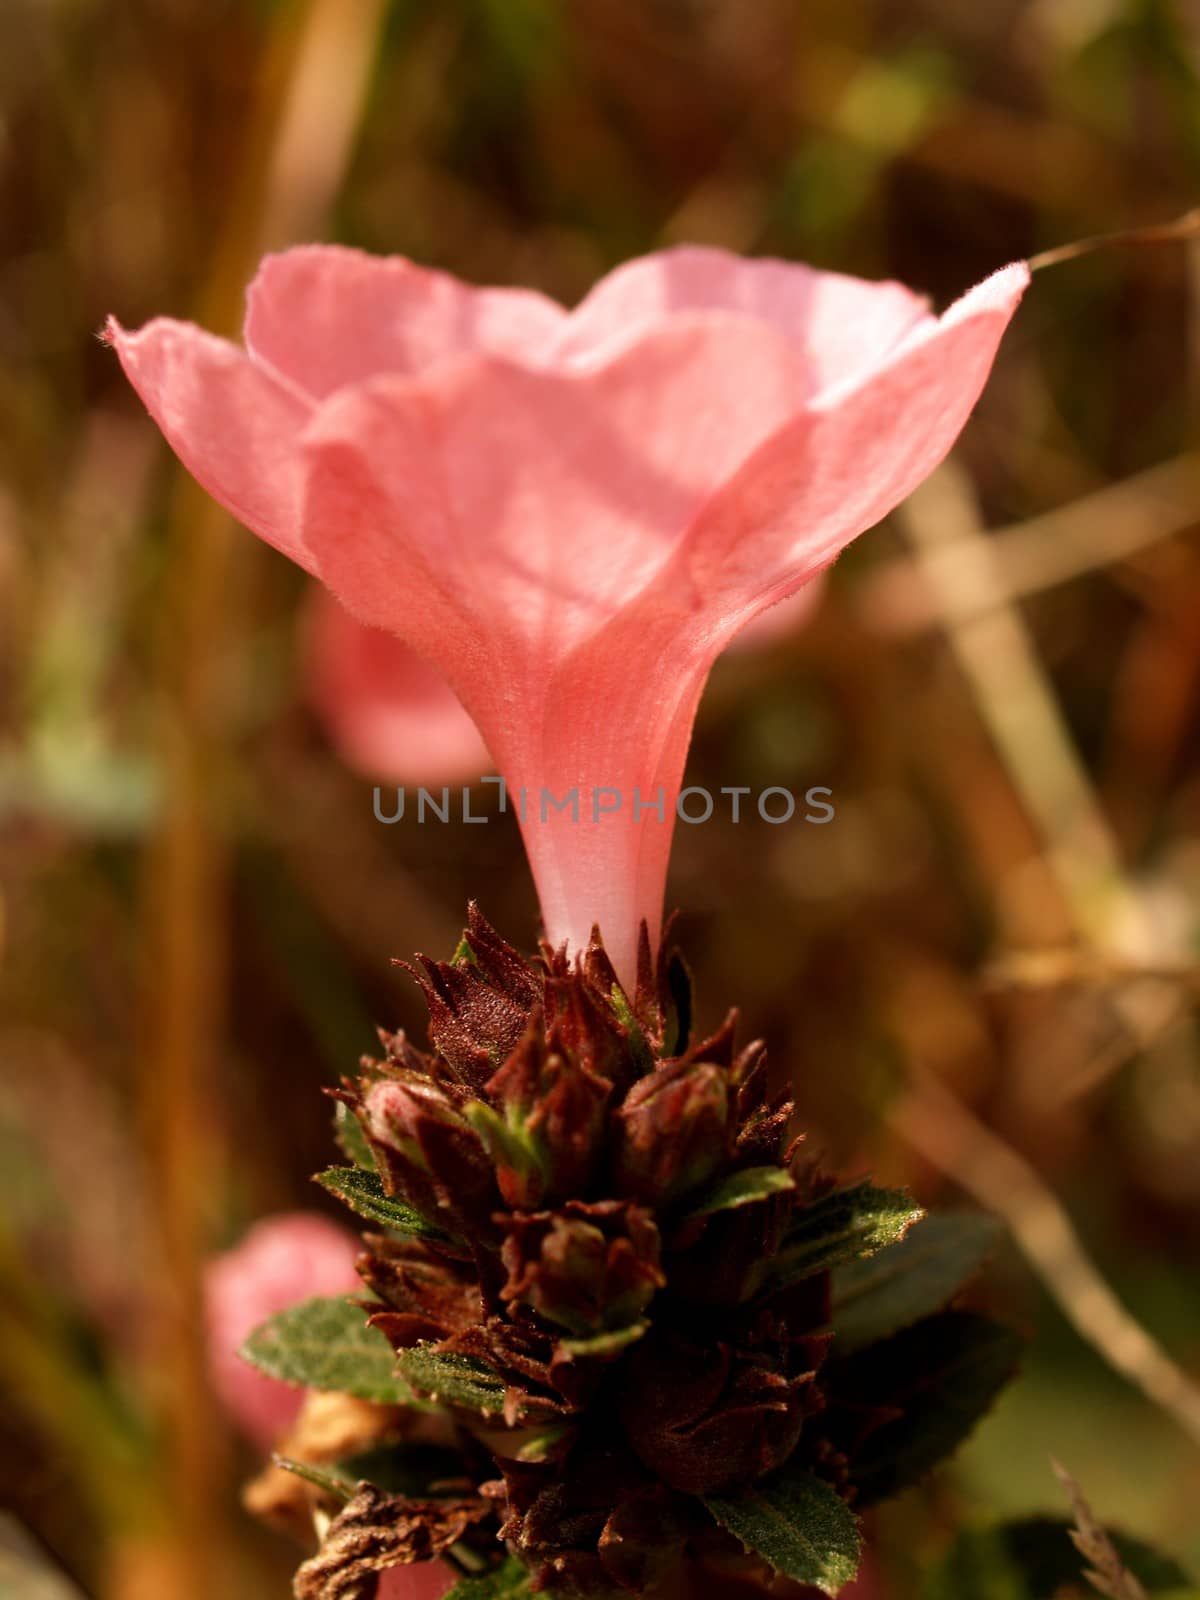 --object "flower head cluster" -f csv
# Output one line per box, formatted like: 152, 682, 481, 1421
340, 910, 830, 1592
250, 909, 1015, 1599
